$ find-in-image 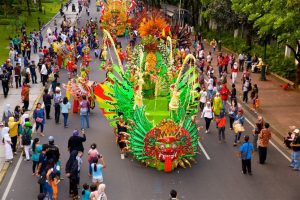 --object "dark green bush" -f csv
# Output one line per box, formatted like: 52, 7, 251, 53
0, 19, 12, 25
